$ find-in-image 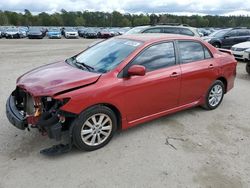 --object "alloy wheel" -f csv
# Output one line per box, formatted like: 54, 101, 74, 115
208, 84, 223, 107
81, 113, 112, 146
